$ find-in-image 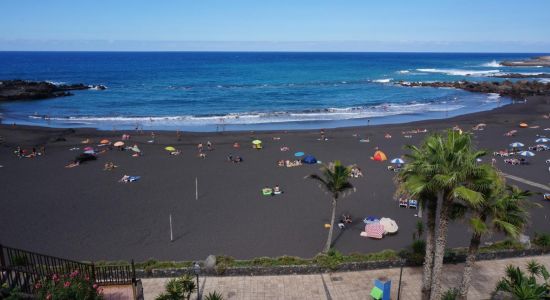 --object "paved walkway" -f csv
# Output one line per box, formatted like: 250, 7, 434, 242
142, 255, 550, 300
502, 173, 550, 192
